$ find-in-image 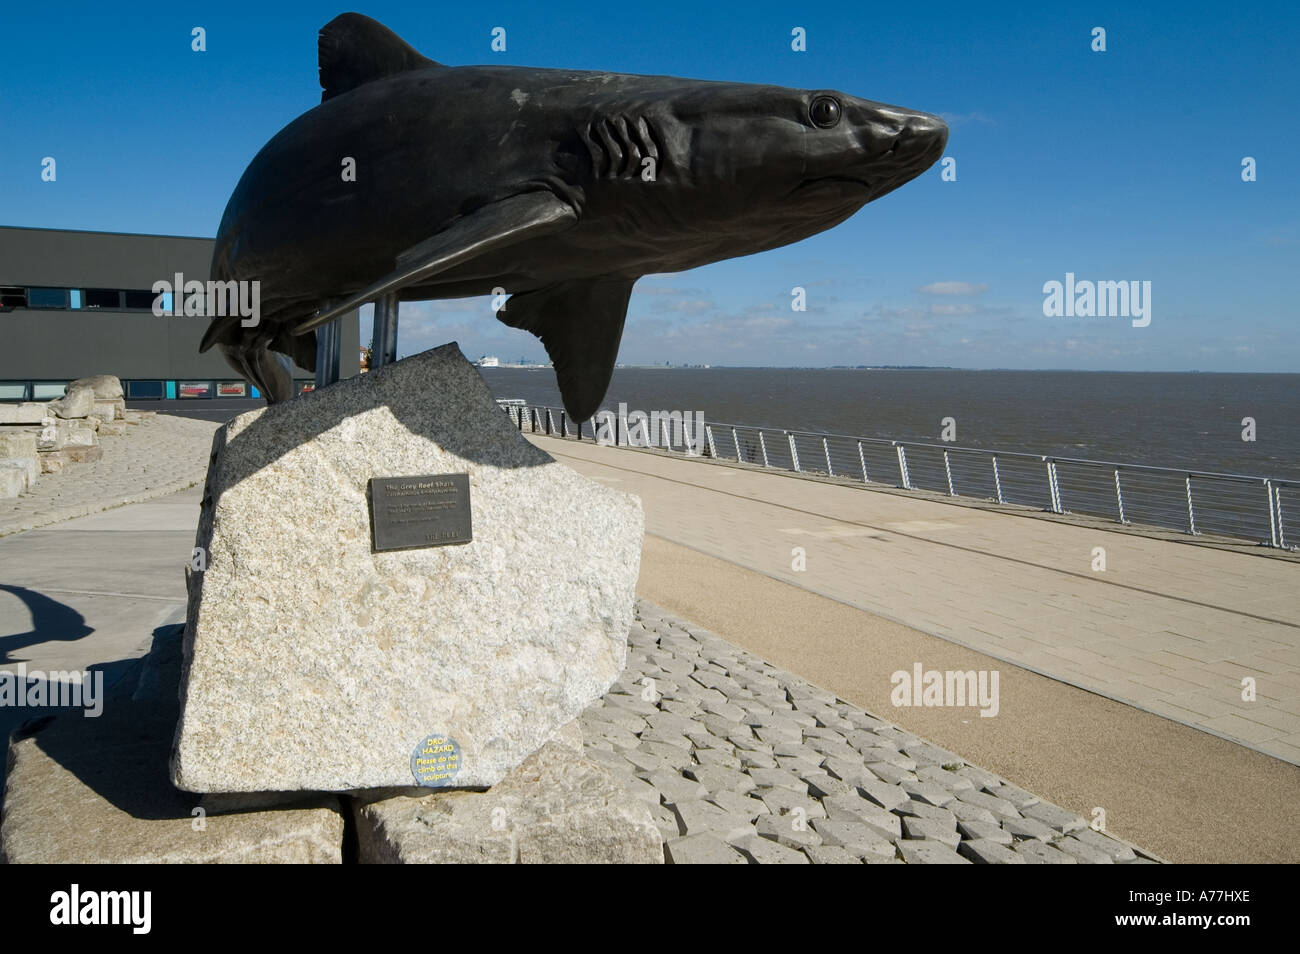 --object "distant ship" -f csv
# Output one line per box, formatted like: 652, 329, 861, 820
477, 355, 500, 367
